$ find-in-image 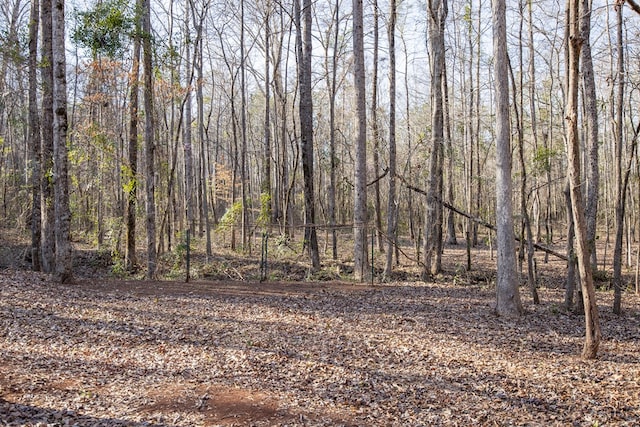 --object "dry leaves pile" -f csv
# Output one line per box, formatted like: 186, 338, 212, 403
1, 268, 639, 426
